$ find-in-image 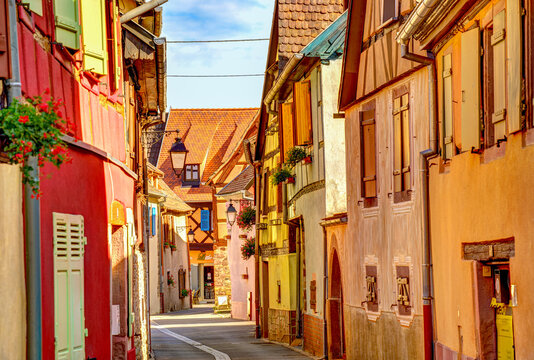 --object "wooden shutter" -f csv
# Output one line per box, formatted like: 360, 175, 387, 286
53, 213, 86, 360
277, 183, 283, 213
81, 0, 107, 74
492, 10, 507, 141
396, 266, 411, 316
461, 26, 484, 152
151, 206, 156, 236
54, 0, 81, 50
0, 0, 11, 79
107, 0, 121, 91
361, 110, 377, 198
27, 0, 43, 16
443, 53, 454, 157
294, 81, 313, 145
310, 280, 317, 311
393, 92, 410, 192
262, 169, 269, 215
281, 102, 295, 161
179, 269, 186, 297
507, 0, 521, 133
365, 265, 379, 312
